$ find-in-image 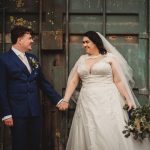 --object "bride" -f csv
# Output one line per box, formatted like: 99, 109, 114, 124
59, 31, 149, 150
